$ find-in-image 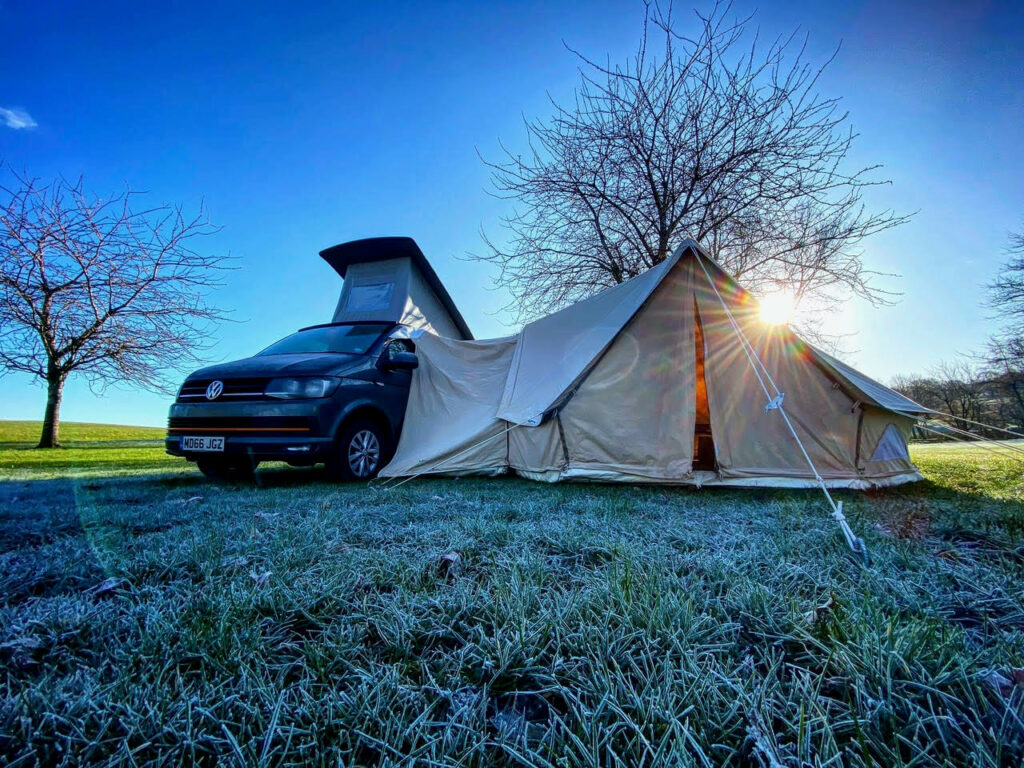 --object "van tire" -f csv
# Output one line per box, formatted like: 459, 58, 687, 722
327, 419, 388, 481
